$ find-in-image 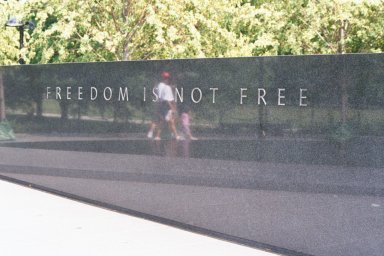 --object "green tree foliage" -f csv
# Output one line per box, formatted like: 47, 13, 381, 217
2, 0, 256, 64
1, 0, 383, 65
0, 0, 383, 125
0, 0, 28, 64
245, 0, 384, 55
